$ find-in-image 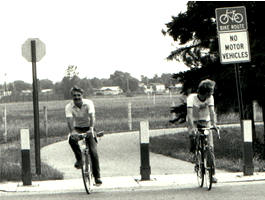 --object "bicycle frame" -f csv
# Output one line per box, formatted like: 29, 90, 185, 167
77, 131, 104, 194
195, 127, 219, 190
78, 133, 93, 194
